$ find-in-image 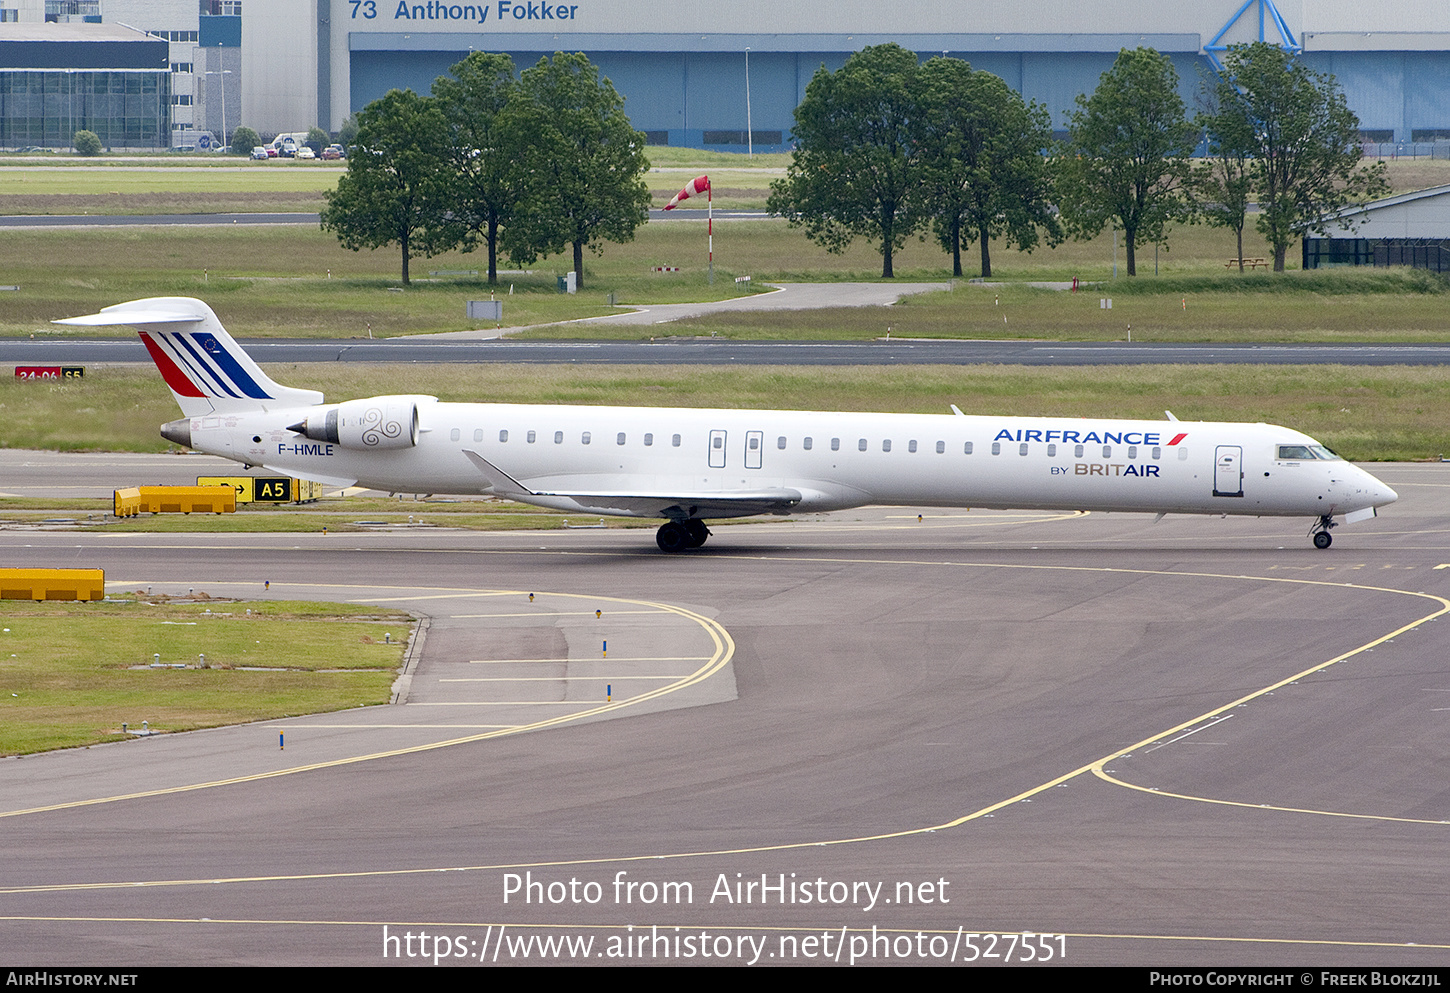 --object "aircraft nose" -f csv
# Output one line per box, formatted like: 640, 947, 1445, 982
1359, 467, 1397, 507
